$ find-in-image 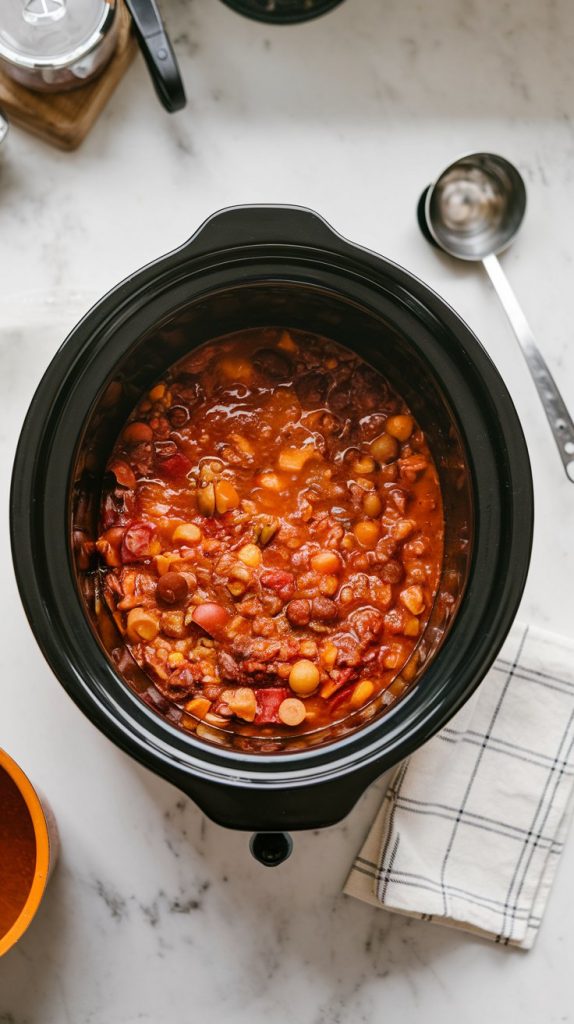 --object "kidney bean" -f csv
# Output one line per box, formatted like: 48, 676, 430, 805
160, 666, 201, 701
286, 599, 311, 627
156, 572, 189, 605
311, 596, 338, 622
350, 607, 385, 640
381, 560, 404, 584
